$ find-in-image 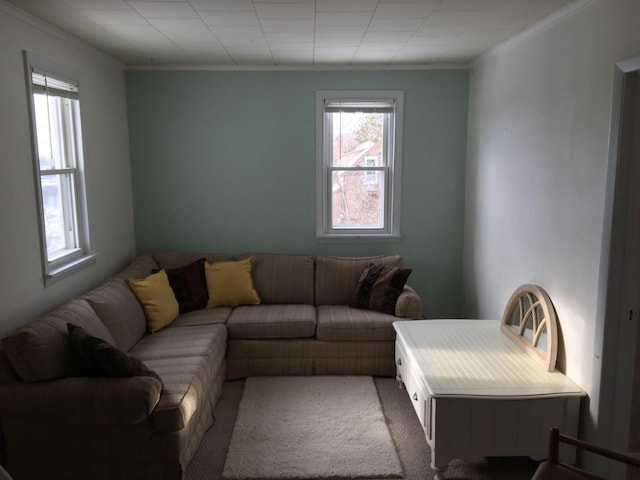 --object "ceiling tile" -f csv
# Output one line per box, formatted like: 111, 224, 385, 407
437, 0, 504, 12
315, 0, 377, 12
269, 42, 313, 53
252, 0, 313, 3
101, 23, 158, 37
314, 37, 361, 47
188, 0, 254, 10
146, 17, 211, 33
315, 12, 373, 27
313, 47, 357, 62
198, 11, 260, 27
367, 18, 425, 31
60, 0, 130, 9
254, 3, 314, 20
265, 32, 314, 43
81, 9, 147, 25
421, 11, 487, 26
128, 1, 198, 19
260, 19, 314, 33
362, 31, 414, 43
209, 26, 264, 42
373, 3, 439, 18
314, 25, 367, 38
378, 0, 438, 3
